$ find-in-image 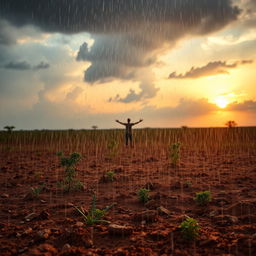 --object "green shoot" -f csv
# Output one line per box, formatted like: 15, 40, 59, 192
74, 194, 116, 226
138, 188, 150, 203
169, 142, 181, 166
184, 180, 192, 188
180, 217, 200, 240
30, 186, 43, 198
107, 140, 119, 158
194, 191, 211, 206
106, 171, 115, 182
57, 152, 83, 192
